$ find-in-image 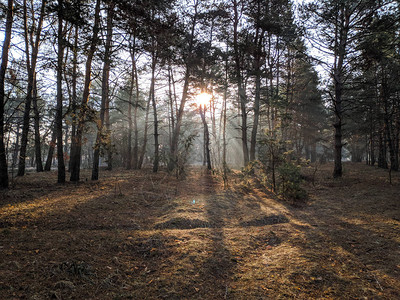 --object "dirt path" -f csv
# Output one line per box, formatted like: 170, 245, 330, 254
0, 164, 399, 299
